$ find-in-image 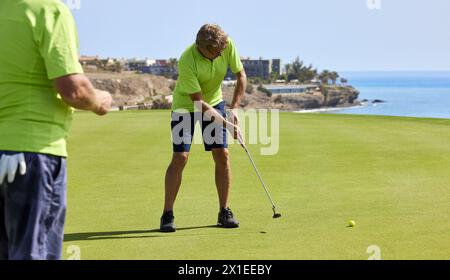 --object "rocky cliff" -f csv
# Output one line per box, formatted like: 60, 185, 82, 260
87, 73, 174, 107
86, 73, 359, 111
